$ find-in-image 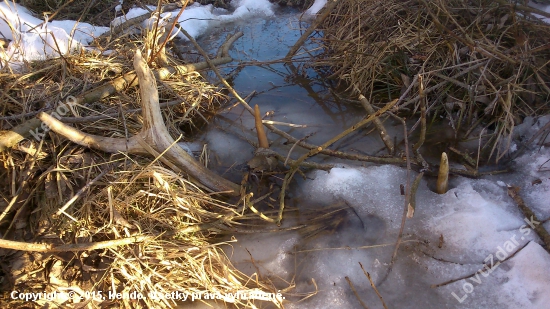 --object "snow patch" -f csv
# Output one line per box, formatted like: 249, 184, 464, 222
305, 0, 327, 16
